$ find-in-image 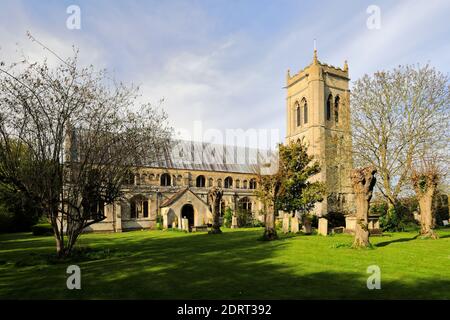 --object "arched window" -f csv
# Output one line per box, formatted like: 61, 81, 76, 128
238, 197, 252, 213
296, 103, 301, 127
143, 200, 149, 218
236, 179, 240, 188
130, 195, 146, 219
196, 175, 206, 187
224, 176, 233, 188
326, 94, 332, 121
302, 98, 308, 124
249, 178, 257, 189
243, 180, 248, 189
217, 179, 222, 188
160, 173, 171, 186
208, 178, 214, 187
334, 95, 340, 124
